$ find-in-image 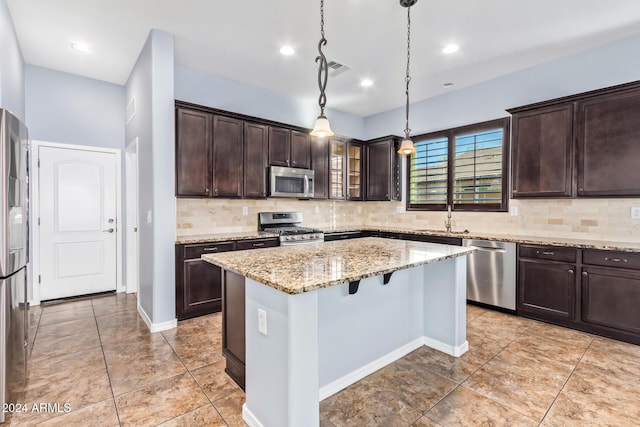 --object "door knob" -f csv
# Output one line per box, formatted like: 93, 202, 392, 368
103, 228, 115, 233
